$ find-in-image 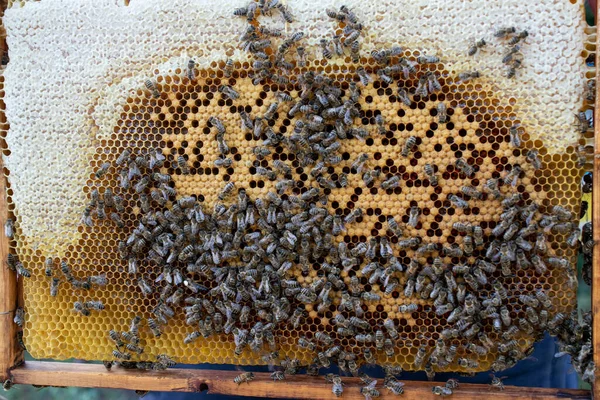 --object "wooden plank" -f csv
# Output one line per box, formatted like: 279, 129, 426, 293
593, 6, 600, 399
0, 153, 21, 382
0, 0, 19, 378
10, 361, 591, 400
